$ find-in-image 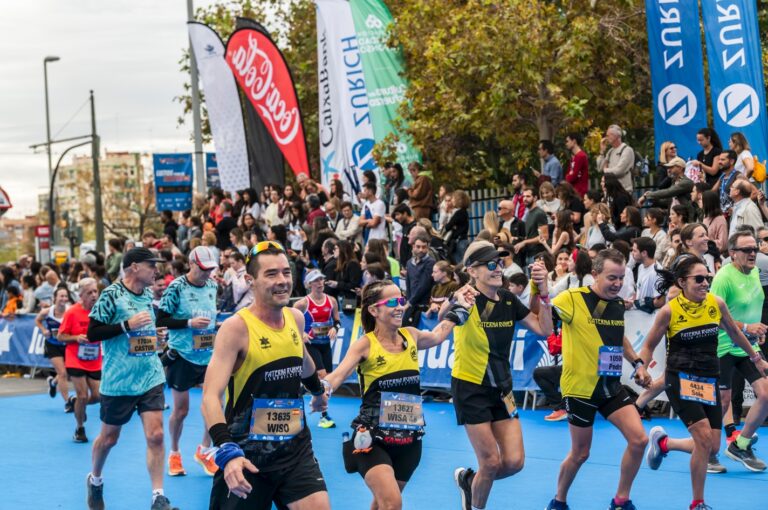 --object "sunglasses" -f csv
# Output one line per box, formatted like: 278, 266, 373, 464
733, 247, 759, 254
761, 237, 768, 243
374, 296, 407, 308
473, 259, 505, 271
685, 275, 713, 284
246, 240, 285, 265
